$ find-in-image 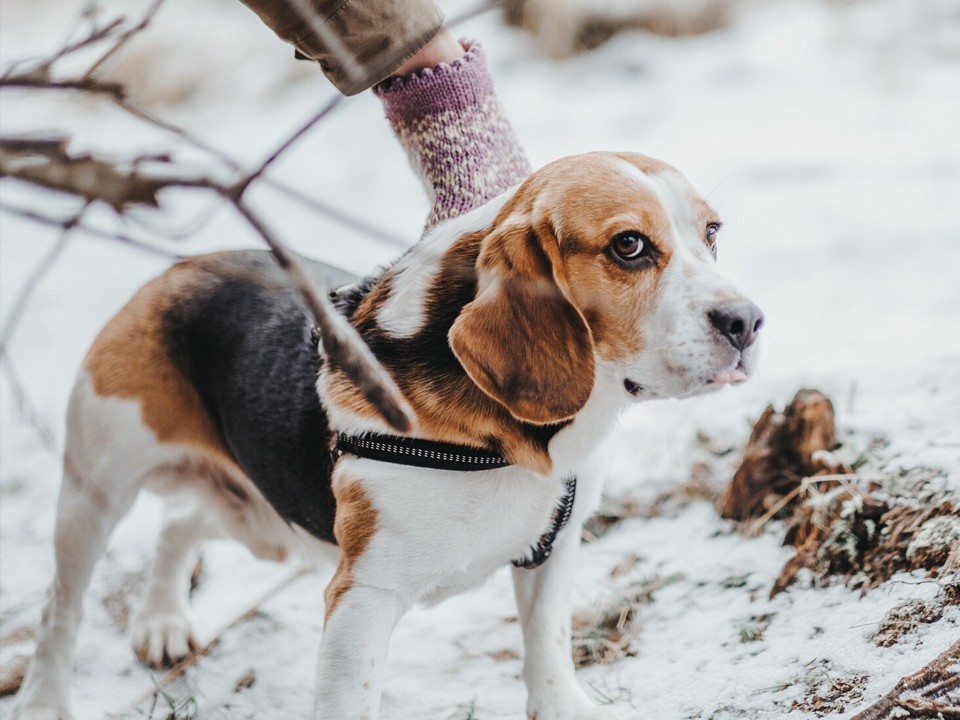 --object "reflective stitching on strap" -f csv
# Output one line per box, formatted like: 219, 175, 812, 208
334, 432, 509, 472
